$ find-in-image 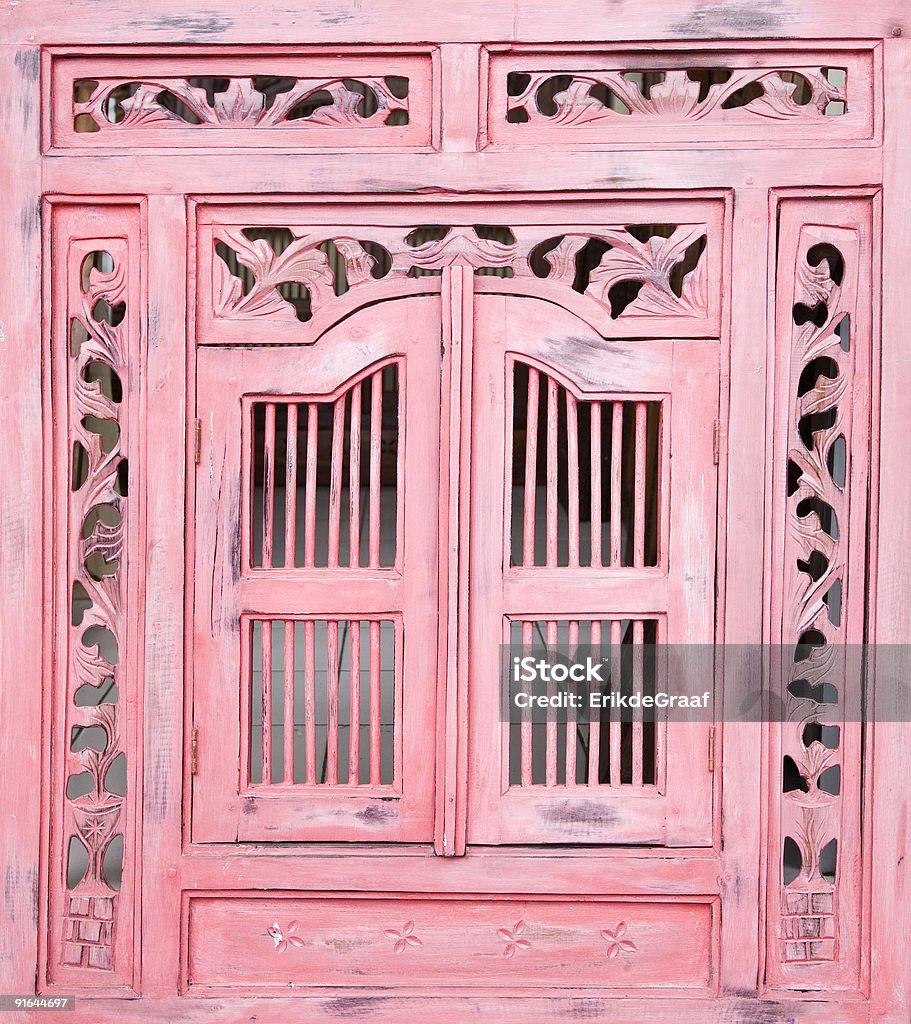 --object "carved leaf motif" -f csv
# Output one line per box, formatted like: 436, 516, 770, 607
332, 238, 377, 286
305, 81, 375, 126
542, 235, 588, 282
214, 231, 334, 320
395, 227, 518, 272
116, 83, 189, 126
74, 372, 119, 423
799, 373, 848, 419
82, 511, 124, 568
641, 71, 704, 118
211, 79, 267, 125
549, 79, 613, 126
586, 225, 707, 317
